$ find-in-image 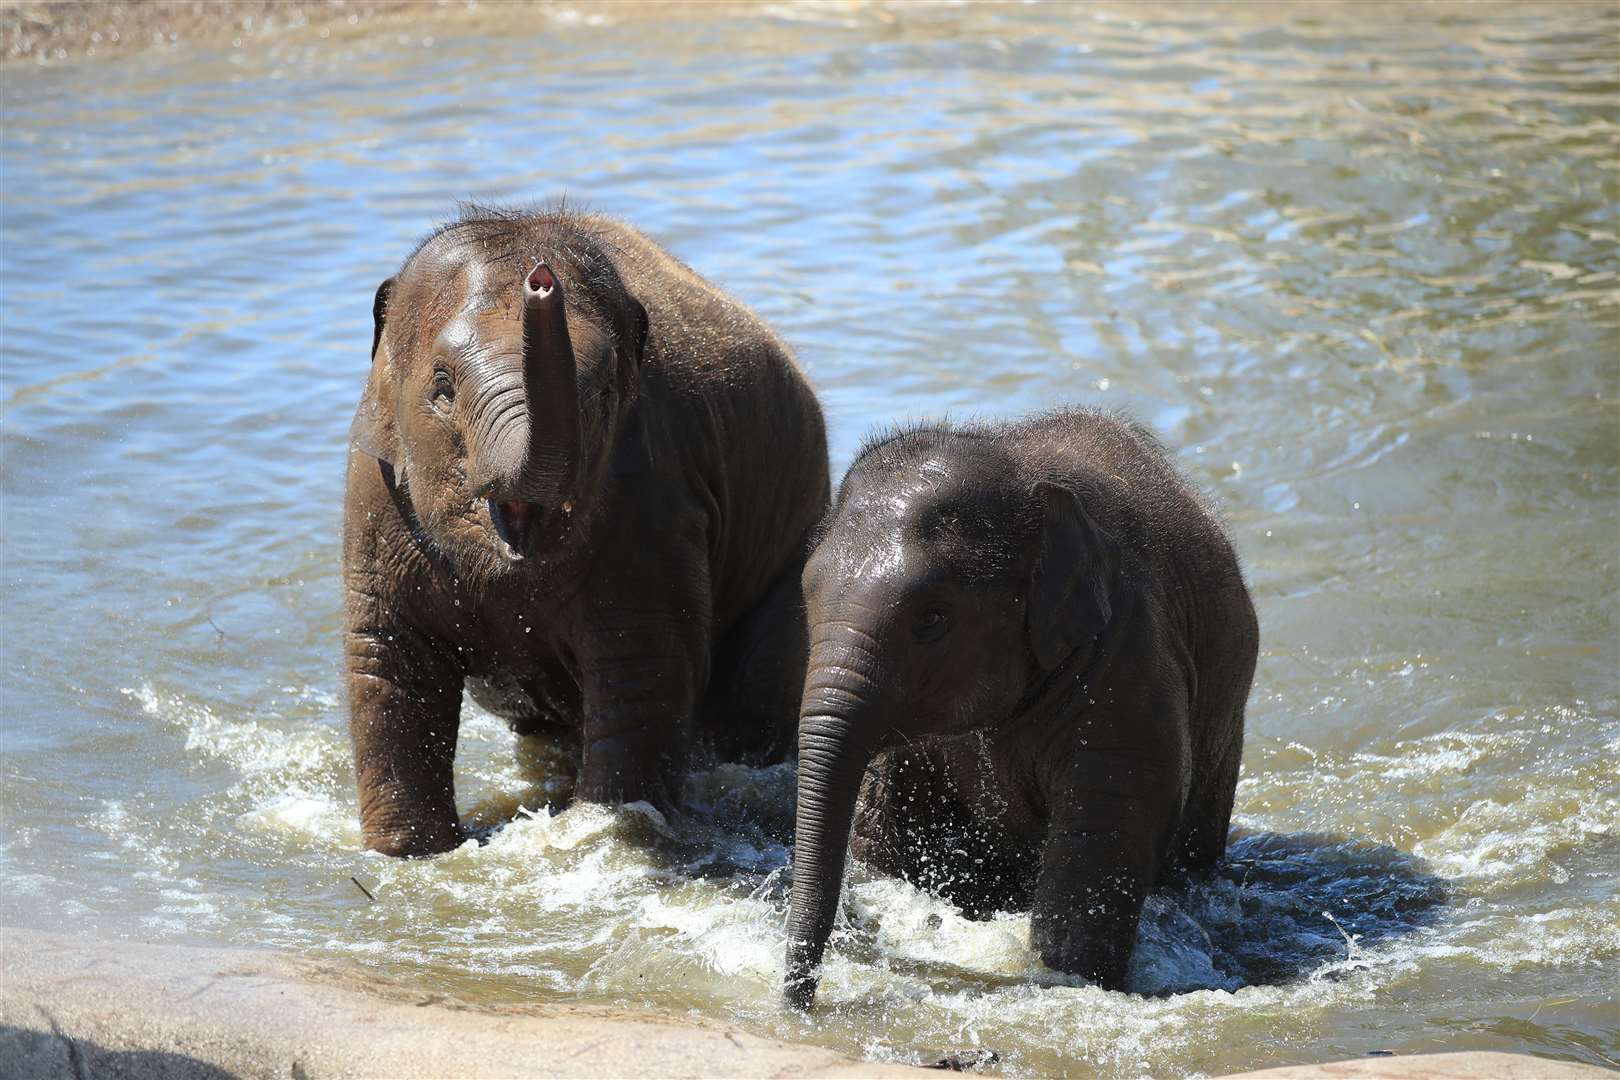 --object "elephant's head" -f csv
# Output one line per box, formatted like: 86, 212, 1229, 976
351, 219, 648, 577
783, 427, 1119, 1008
